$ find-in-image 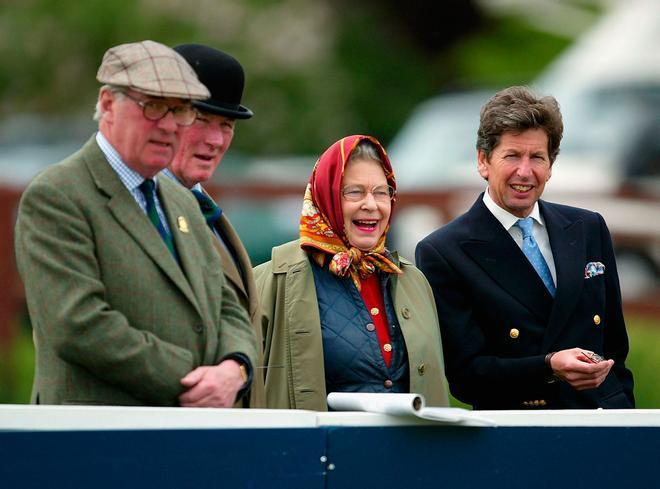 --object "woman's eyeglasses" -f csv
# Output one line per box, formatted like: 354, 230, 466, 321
341, 185, 396, 202
121, 91, 197, 126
